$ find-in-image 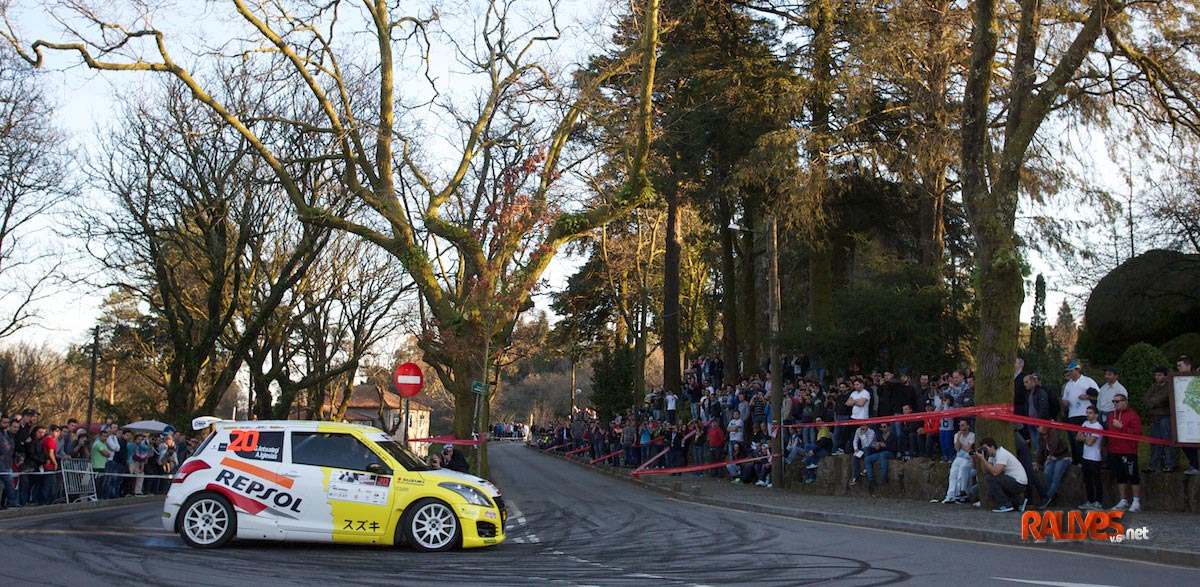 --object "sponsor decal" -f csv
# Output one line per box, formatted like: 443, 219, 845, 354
483, 510, 497, 520
1020, 511, 1148, 542
341, 519, 382, 532
221, 431, 284, 462
213, 468, 304, 517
